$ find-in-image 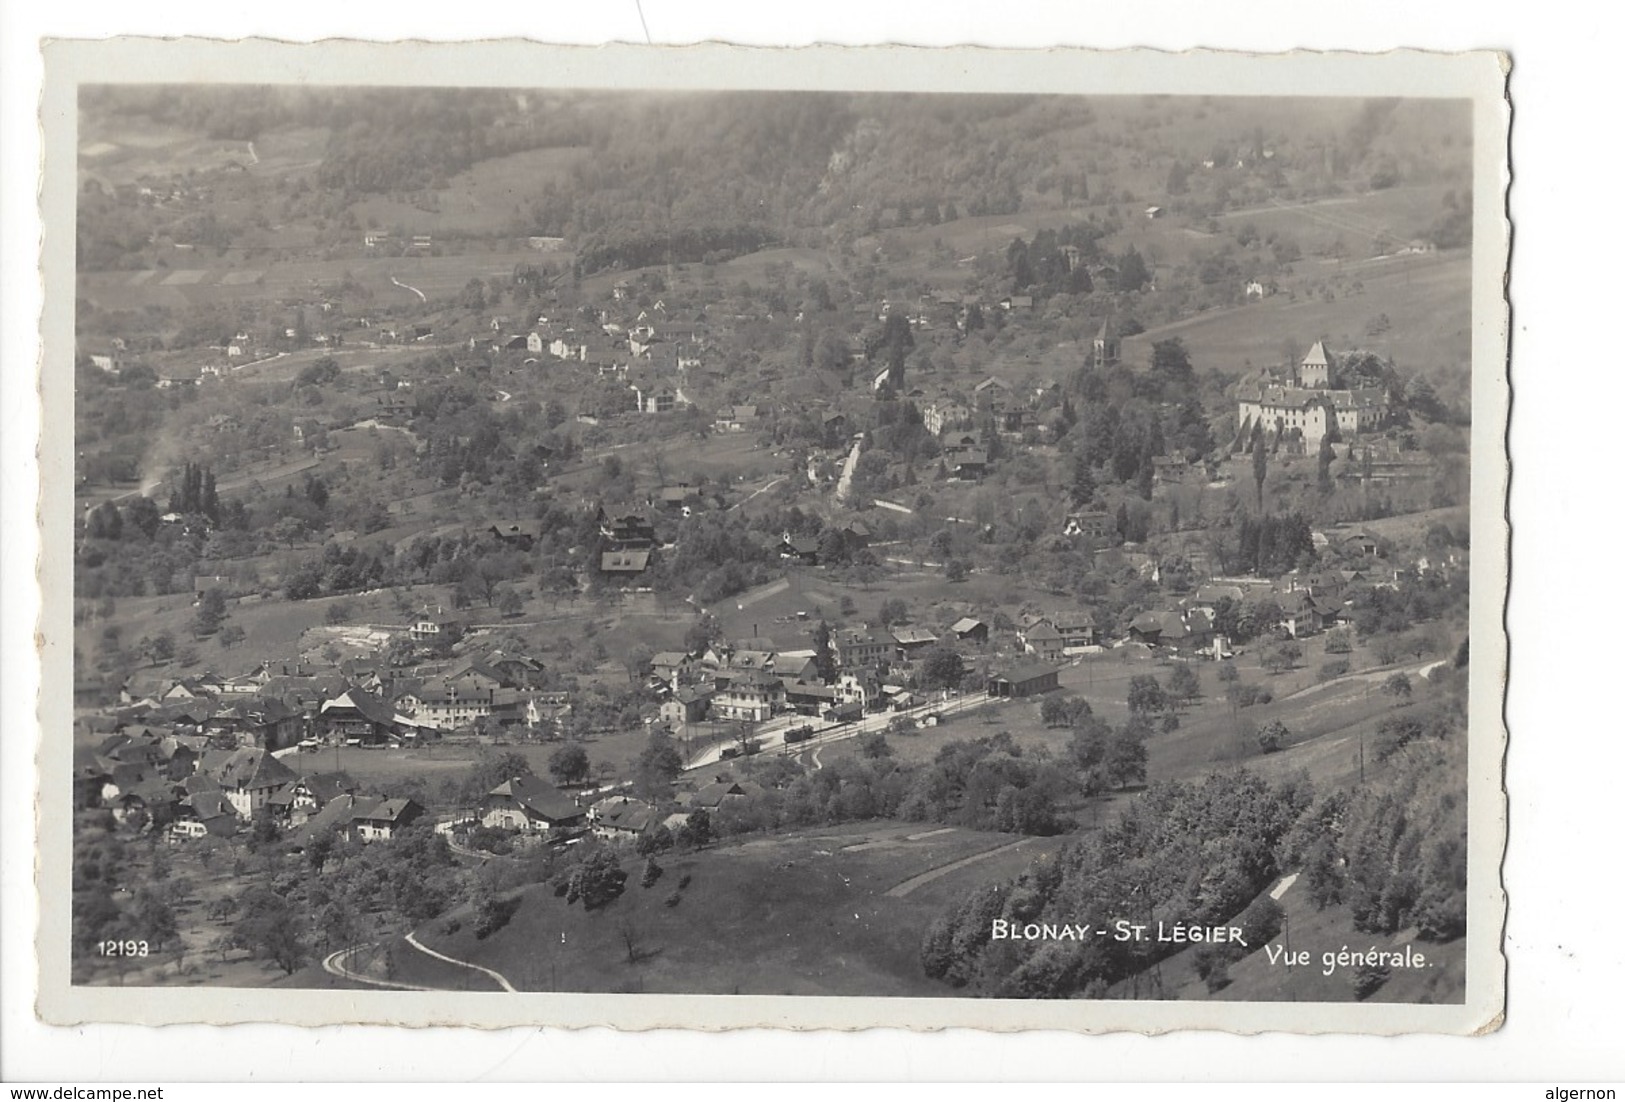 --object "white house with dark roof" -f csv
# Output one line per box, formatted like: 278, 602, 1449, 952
479, 774, 586, 833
